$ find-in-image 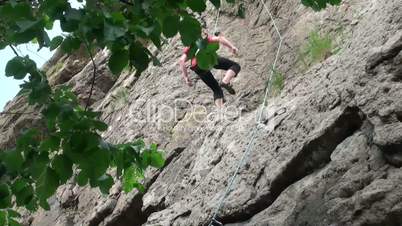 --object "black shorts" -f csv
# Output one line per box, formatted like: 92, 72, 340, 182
191, 57, 241, 100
